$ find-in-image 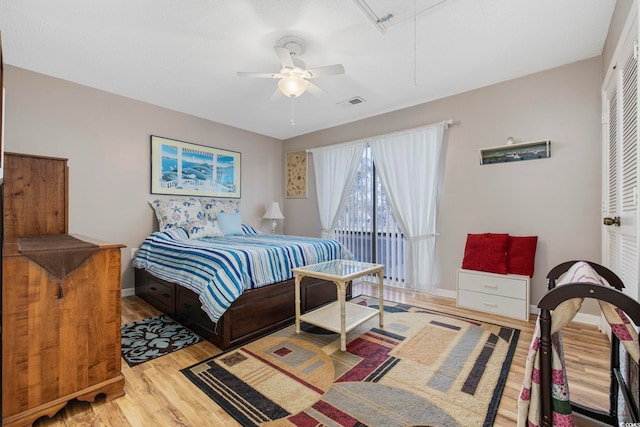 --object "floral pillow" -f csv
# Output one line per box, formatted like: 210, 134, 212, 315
149, 198, 202, 230
199, 198, 240, 221
184, 219, 224, 239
